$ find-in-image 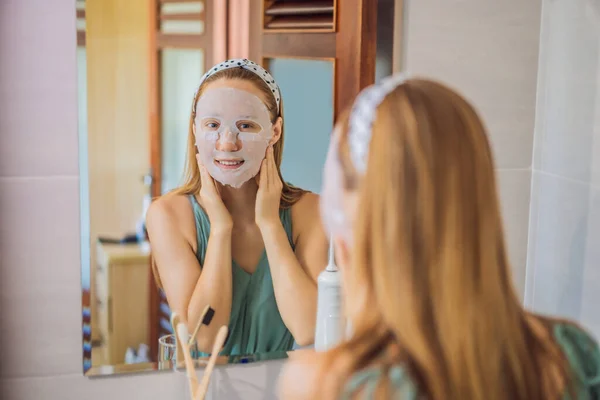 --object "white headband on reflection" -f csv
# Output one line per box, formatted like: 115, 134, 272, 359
193, 59, 281, 116
195, 87, 273, 188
